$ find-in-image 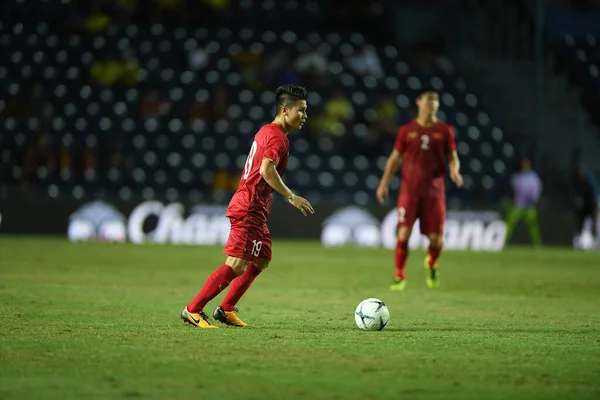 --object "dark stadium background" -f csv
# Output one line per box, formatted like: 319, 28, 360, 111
1, 0, 599, 245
